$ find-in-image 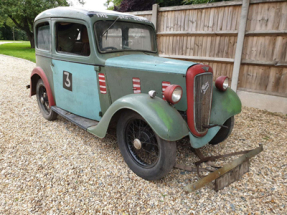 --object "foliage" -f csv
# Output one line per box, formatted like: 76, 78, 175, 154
157, 0, 190, 7
0, 42, 35, 62
78, 0, 85, 6
0, 23, 28, 41
183, 0, 230, 4
116, 0, 155, 12
105, 0, 124, 10
106, 0, 230, 11
0, 0, 69, 48
0, 15, 12, 27
0, 15, 28, 40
